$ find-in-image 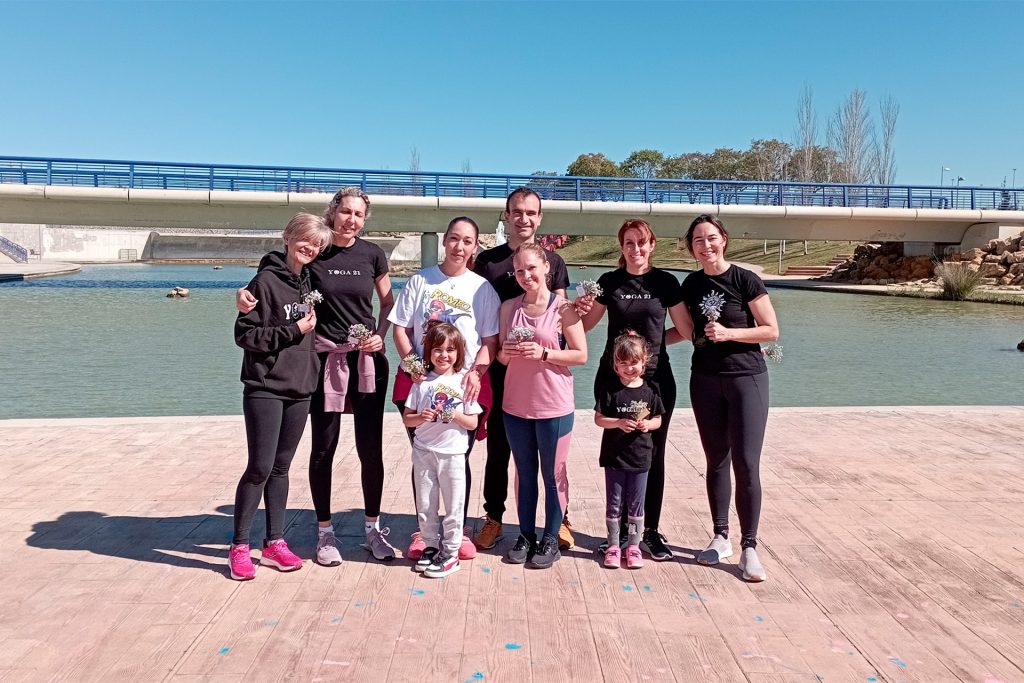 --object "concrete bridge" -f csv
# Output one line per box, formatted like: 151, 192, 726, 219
3, 156, 1024, 261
